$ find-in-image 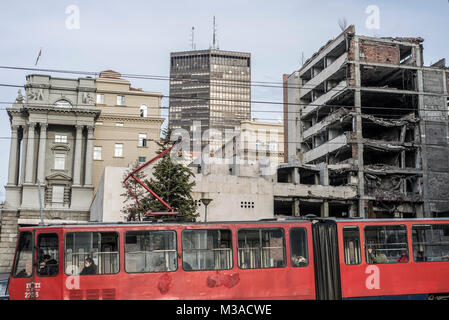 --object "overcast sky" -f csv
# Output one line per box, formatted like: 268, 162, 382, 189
0, 0, 448, 201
